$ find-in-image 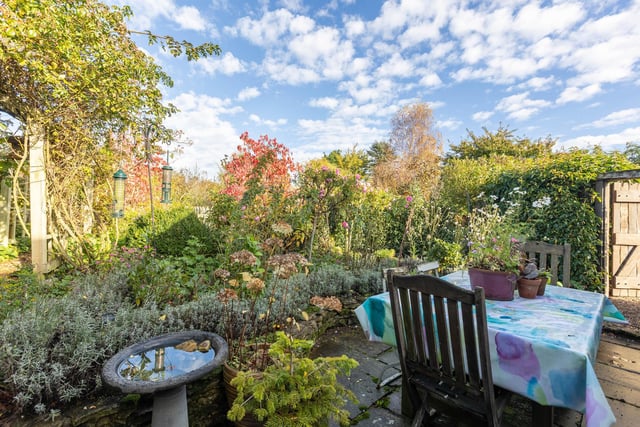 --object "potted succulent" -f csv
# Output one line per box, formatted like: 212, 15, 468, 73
517, 260, 542, 298
466, 207, 526, 300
